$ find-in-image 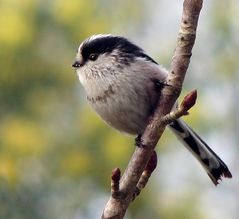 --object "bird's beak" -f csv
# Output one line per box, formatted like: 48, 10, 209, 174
72, 54, 84, 68
72, 61, 82, 68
